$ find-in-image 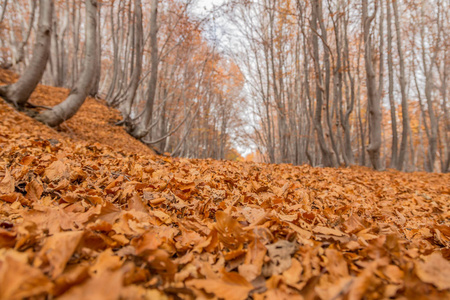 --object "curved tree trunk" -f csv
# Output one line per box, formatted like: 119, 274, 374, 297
36, 0, 97, 126
0, 0, 52, 107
